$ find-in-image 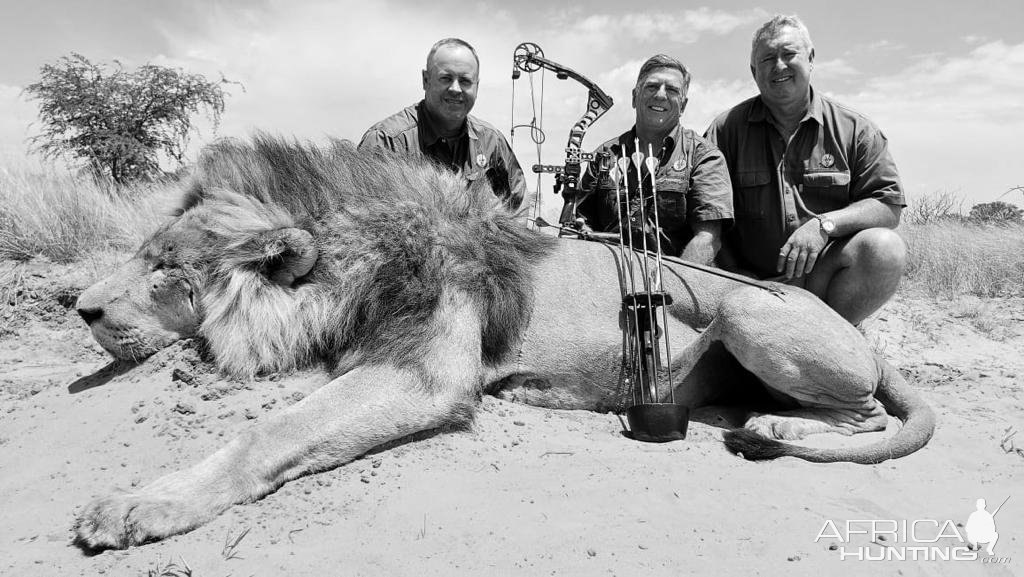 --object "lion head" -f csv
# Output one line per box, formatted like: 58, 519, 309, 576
76, 135, 553, 377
